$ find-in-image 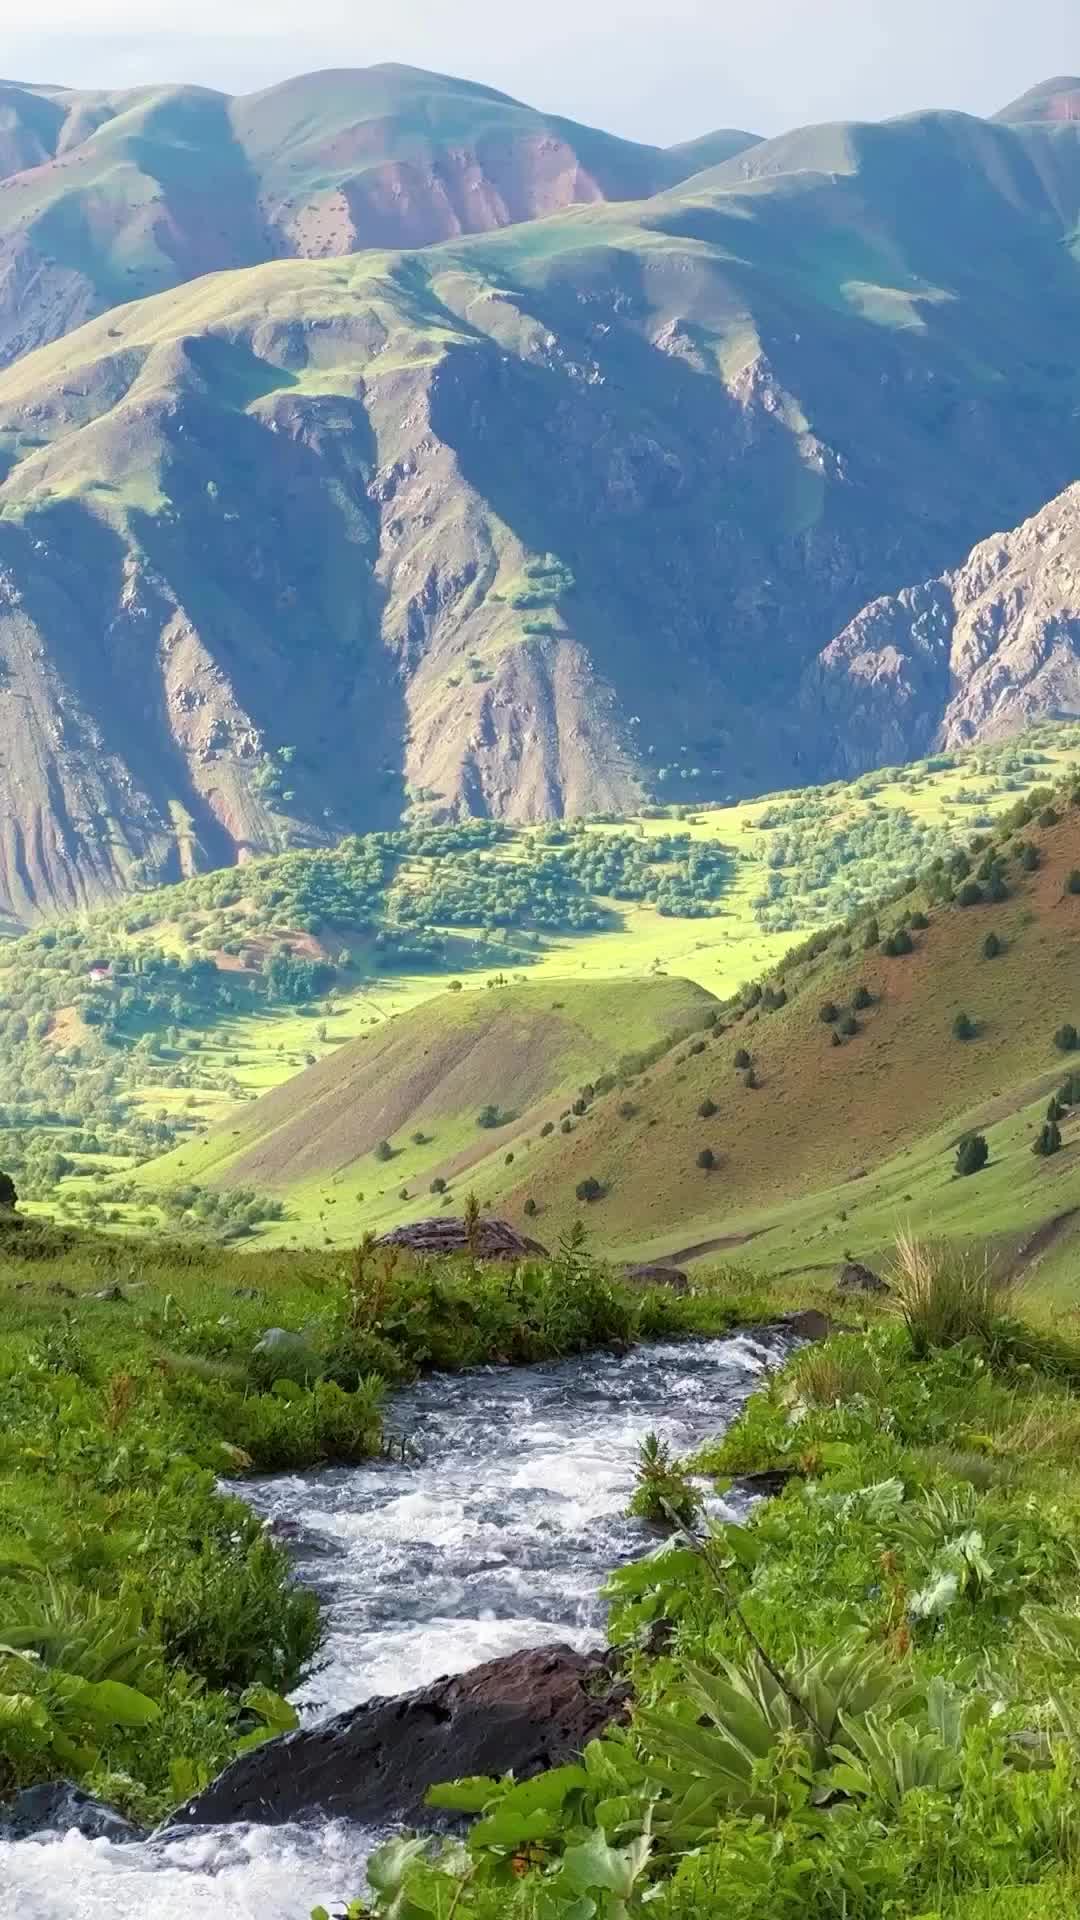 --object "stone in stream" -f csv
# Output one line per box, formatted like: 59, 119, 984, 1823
0, 1781, 144, 1843
171, 1645, 630, 1829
